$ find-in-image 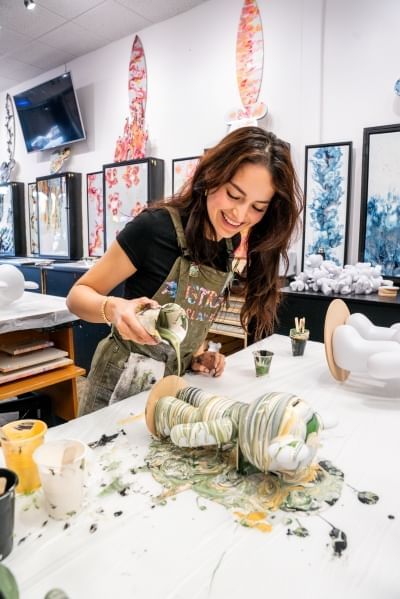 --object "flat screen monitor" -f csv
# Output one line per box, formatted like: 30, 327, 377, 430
13, 72, 86, 153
